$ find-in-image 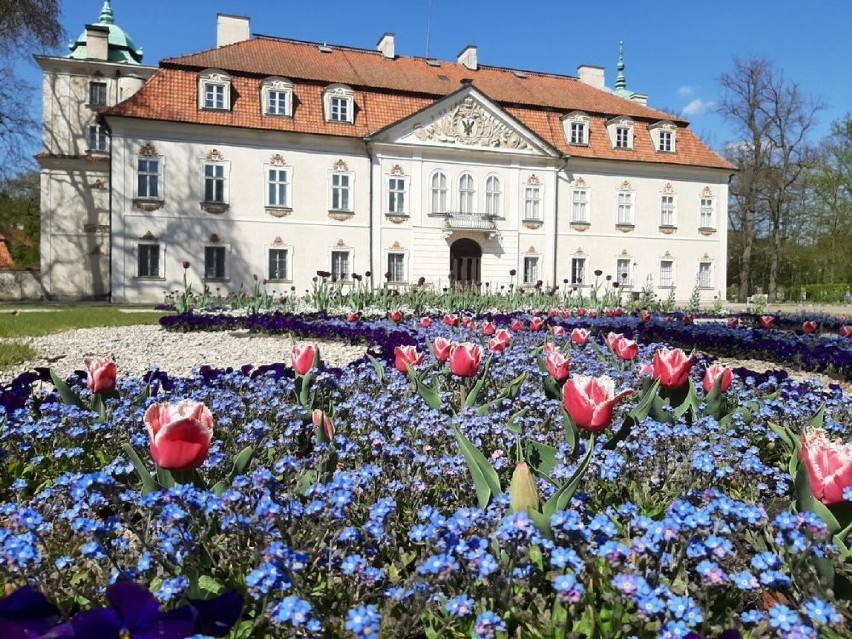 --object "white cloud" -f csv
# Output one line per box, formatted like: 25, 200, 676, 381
677, 85, 694, 98
682, 98, 714, 116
